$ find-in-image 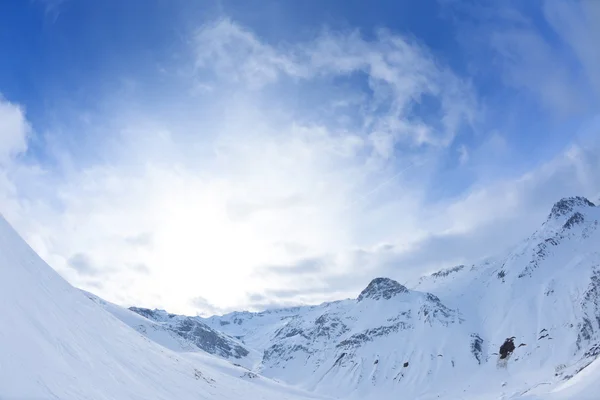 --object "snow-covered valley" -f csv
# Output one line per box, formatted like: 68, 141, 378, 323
3, 196, 600, 399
